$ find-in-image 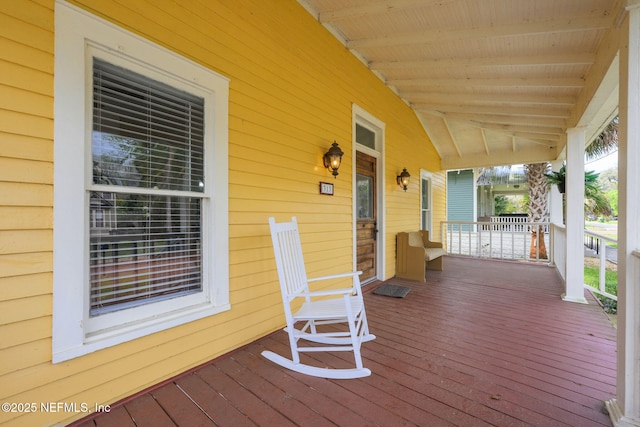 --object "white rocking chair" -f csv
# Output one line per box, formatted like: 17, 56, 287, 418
262, 217, 375, 379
